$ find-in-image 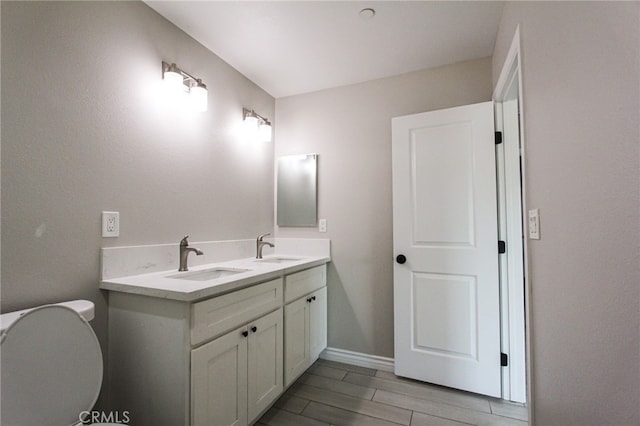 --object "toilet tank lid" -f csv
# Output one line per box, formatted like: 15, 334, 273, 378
0, 300, 94, 334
